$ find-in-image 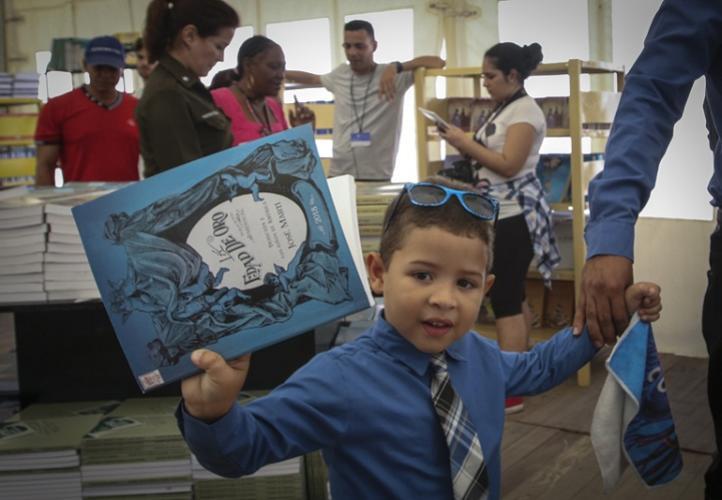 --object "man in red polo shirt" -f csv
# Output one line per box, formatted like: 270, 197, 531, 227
34, 35, 140, 185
